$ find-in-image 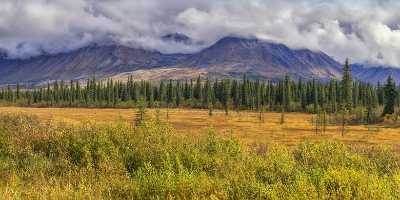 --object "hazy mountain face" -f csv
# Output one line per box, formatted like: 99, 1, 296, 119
0, 35, 399, 85
181, 37, 343, 80
351, 64, 400, 84
0, 44, 189, 84
0, 36, 349, 84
